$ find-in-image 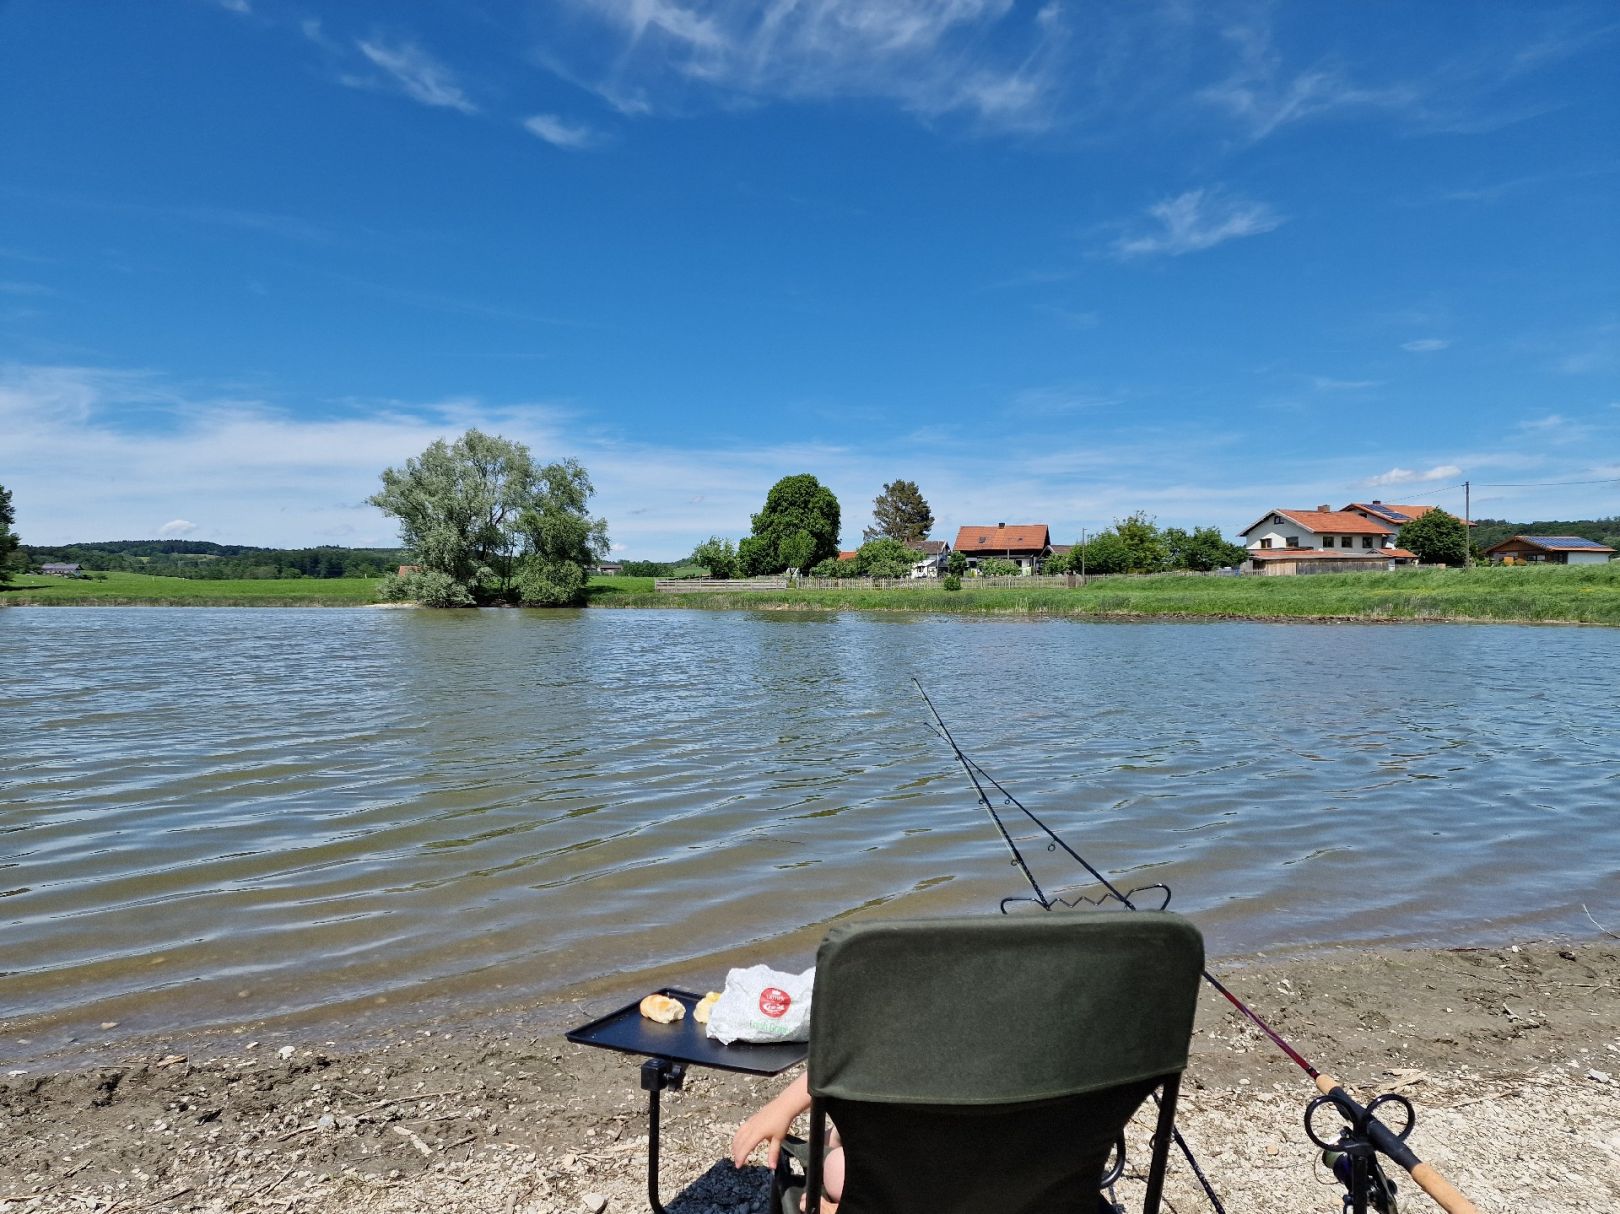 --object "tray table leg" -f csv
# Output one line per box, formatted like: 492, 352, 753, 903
641, 1058, 686, 1214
